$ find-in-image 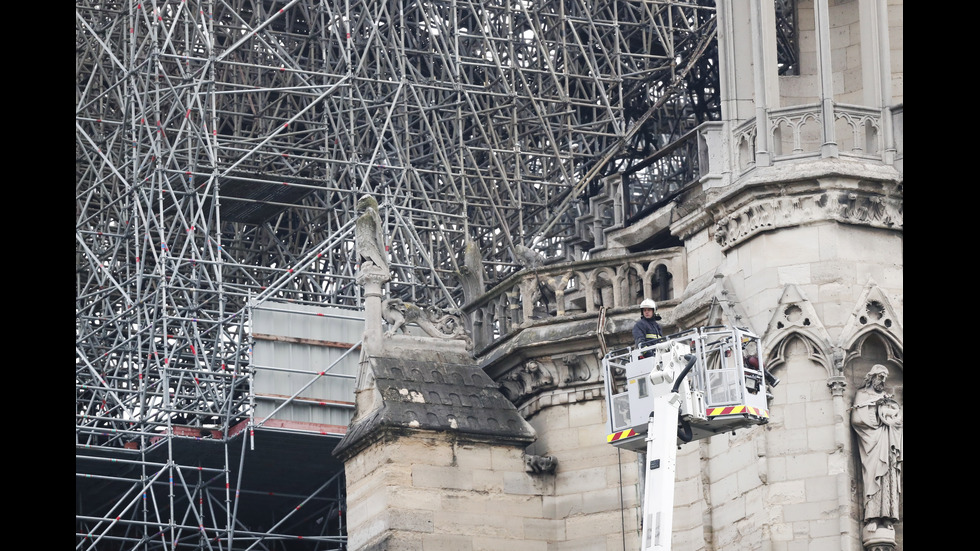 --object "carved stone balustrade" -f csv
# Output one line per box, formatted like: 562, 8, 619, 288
733, 103, 902, 176
463, 248, 686, 356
